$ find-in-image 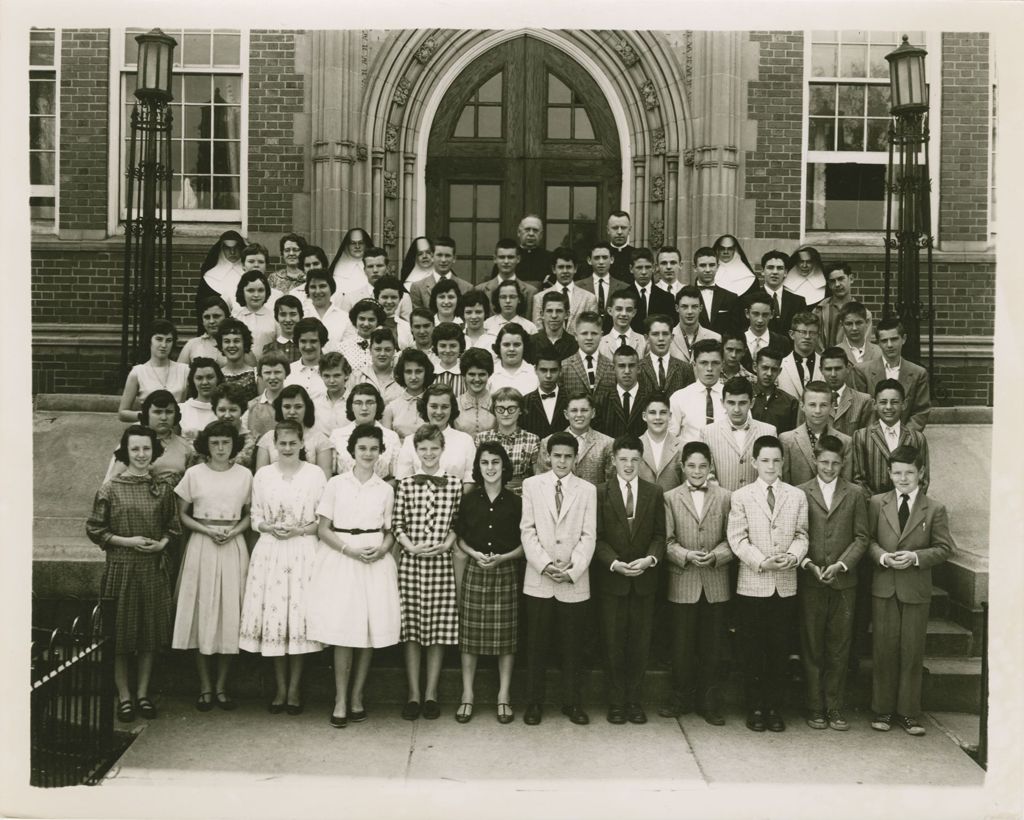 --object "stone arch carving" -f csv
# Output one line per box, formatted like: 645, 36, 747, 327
359, 29, 692, 259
